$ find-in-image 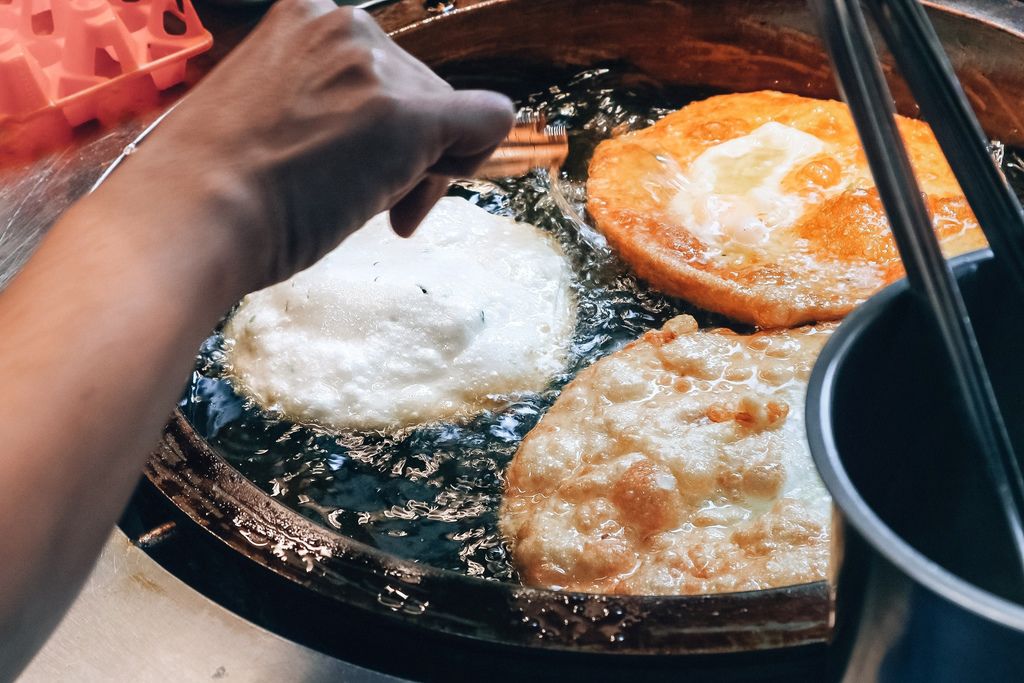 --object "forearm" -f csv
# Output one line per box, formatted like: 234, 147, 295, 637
0, 1, 513, 674
0, 163, 252, 676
